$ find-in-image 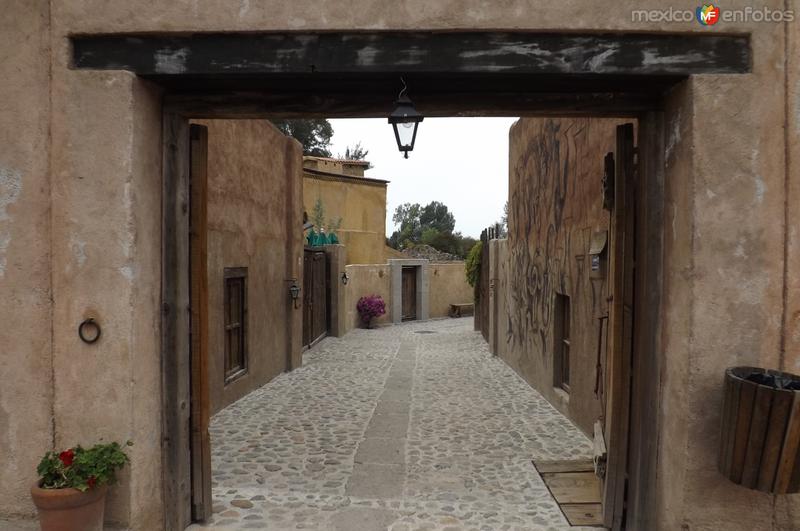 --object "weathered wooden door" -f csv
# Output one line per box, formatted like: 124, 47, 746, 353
303, 251, 314, 347
311, 251, 328, 342
402, 267, 417, 321
303, 249, 329, 347
189, 124, 212, 523
602, 123, 637, 530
